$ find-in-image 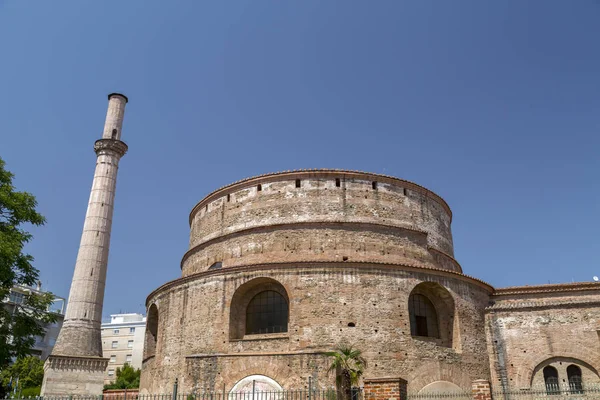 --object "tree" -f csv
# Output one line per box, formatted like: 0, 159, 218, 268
326, 345, 367, 400
104, 363, 141, 390
0, 156, 57, 370
0, 356, 45, 396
